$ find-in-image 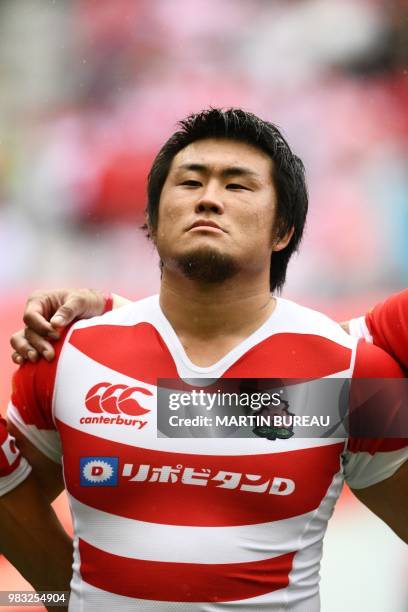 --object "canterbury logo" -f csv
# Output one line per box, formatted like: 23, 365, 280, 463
85, 382, 152, 416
